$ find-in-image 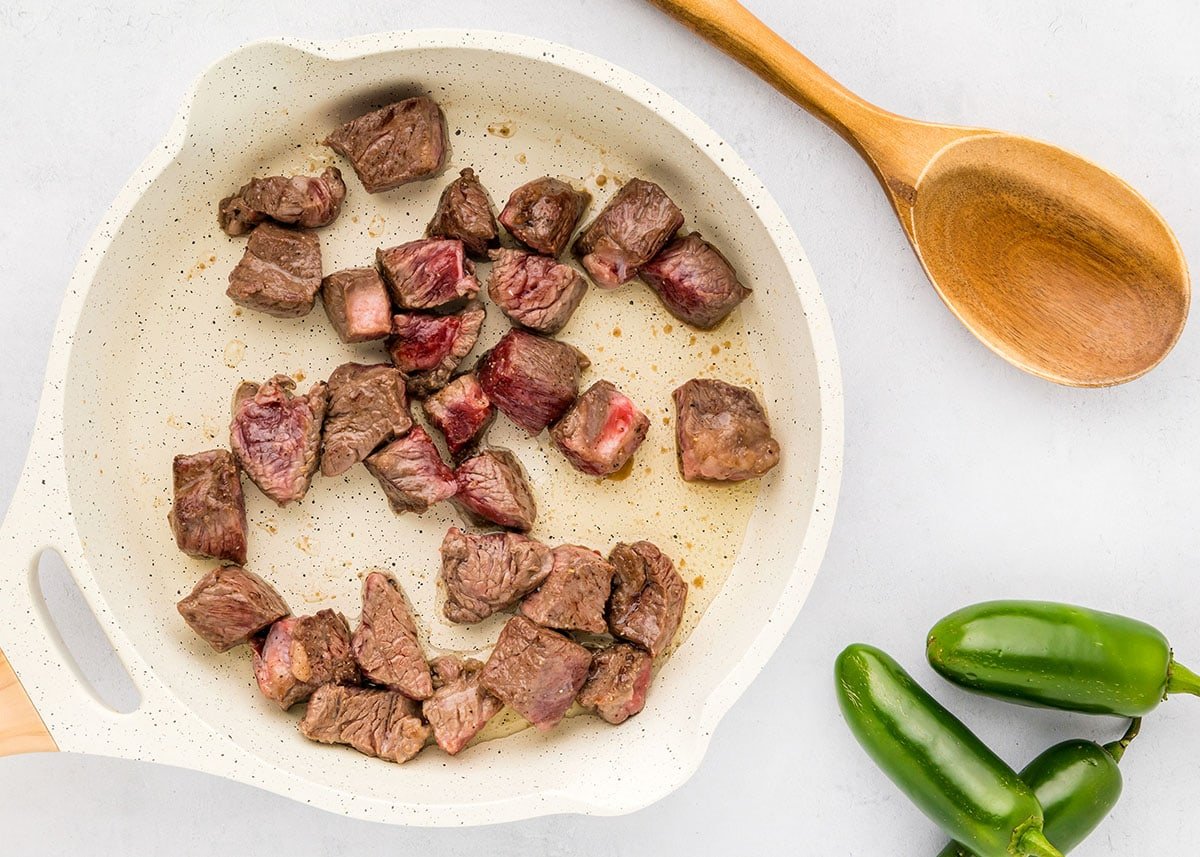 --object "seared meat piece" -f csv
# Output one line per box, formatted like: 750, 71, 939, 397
422, 374, 495, 458
476, 329, 589, 434
364, 427, 457, 514
320, 268, 393, 343
321, 363, 411, 478
252, 610, 358, 709
218, 167, 346, 236
300, 684, 430, 764
480, 616, 592, 730
176, 566, 289, 653
574, 178, 684, 288
487, 247, 588, 334
230, 375, 328, 505
226, 223, 323, 318
639, 232, 750, 329
672, 378, 780, 482
520, 544, 613, 634
608, 541, 687, 657
577, 643, 653, 725
440, 526, 553, 624
549, 380, 649, 477
454, 448, 537, 532
498, 177, 590, 257
422, 656, 503, 755
377, 238, 479, 310
426, 168, 498, 259
324, 96, 448, 193
168, 449, 247, 565
387, 300, 485, 397
352, 571, 432, 700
